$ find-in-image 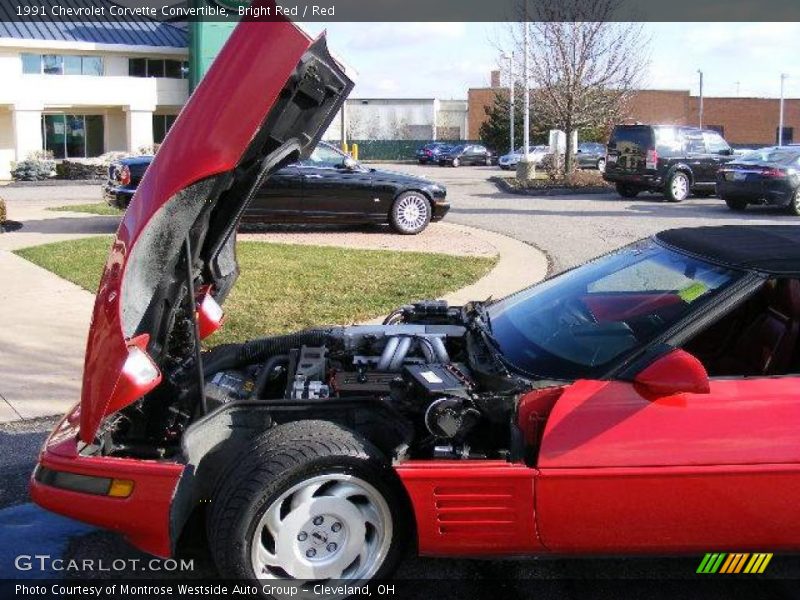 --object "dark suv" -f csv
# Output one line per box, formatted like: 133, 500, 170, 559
604, 124, 734, 201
